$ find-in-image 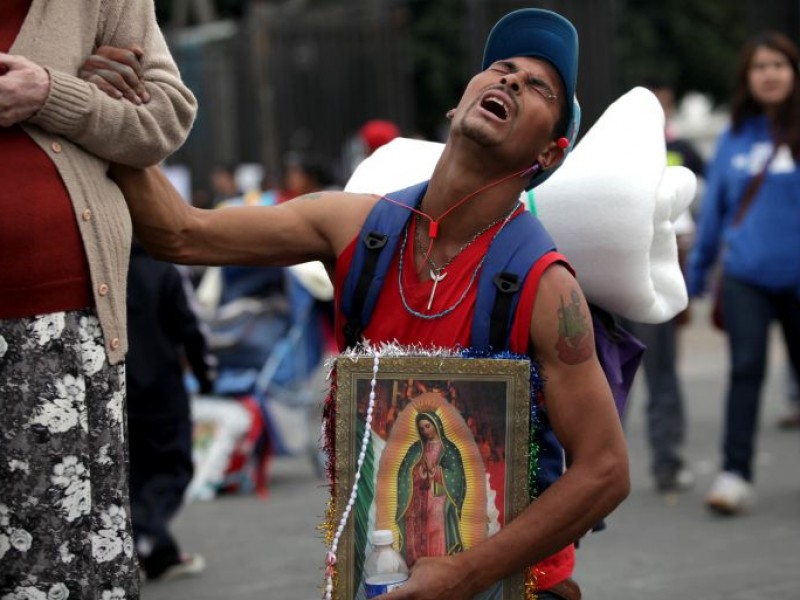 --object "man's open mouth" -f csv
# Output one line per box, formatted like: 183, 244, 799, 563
481, 95, 509, 120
